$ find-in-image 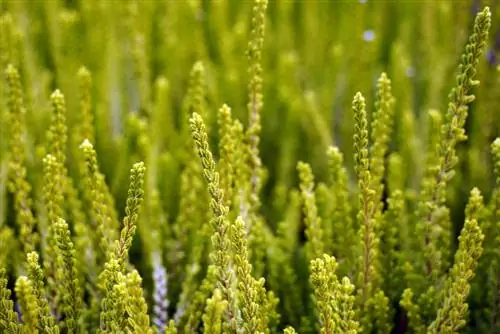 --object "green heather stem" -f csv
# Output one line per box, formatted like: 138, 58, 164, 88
246, 0, 268, 213
53, 218, 83, 333
115, 162, 146, 268
5, 64, 38, 254
0, 269, 19, 333
203, 289, 227, 334
26, 252, 60, 333
429, 188, 485, 333
231, 216, 261, 333
417, 6, 491, 277
353, 92, 378, 306
80, 139, 114, 264
0, 3, 498, 334
370, 72, 395, 210
15, 275, 38, 332
190, 112, 239, 333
